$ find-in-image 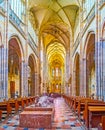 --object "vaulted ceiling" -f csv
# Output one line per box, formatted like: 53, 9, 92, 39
28, 0, 79, 68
